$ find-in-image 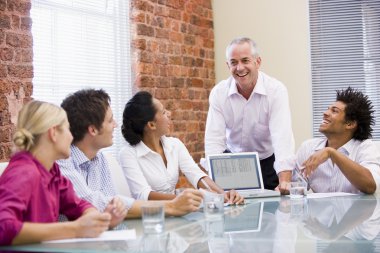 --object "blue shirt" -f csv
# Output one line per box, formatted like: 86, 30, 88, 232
58, 145, 135, 211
